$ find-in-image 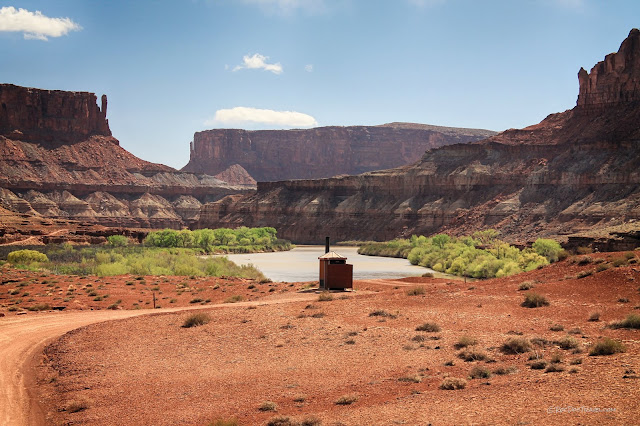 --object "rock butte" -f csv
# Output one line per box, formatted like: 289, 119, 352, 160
0, 84, 253, 239
197, 29, 640, 248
